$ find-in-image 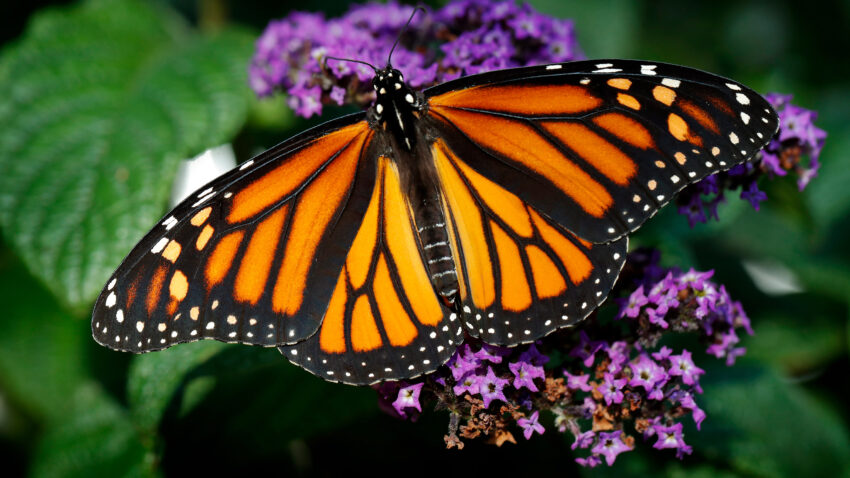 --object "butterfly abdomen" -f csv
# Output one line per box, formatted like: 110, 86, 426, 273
418, 204, 457, 297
